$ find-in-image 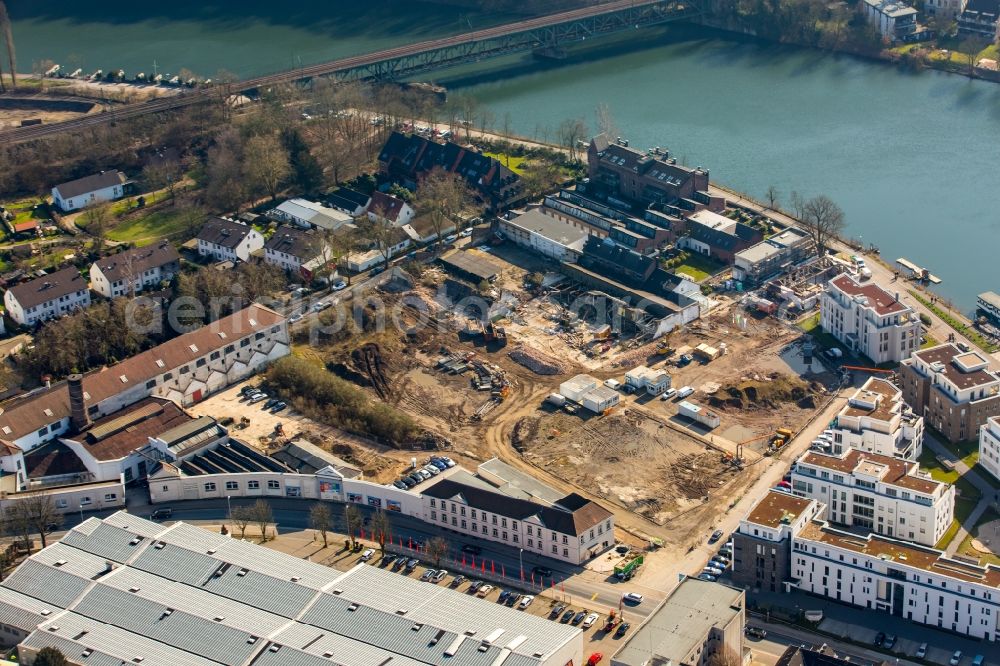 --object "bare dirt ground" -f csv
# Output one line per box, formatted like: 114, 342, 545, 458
0, 107, 91, 128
